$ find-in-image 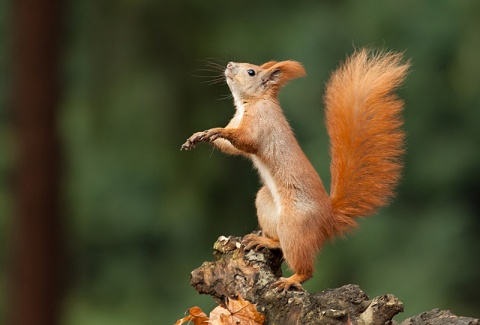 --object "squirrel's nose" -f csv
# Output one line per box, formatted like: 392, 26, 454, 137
227, 62, 234, 69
